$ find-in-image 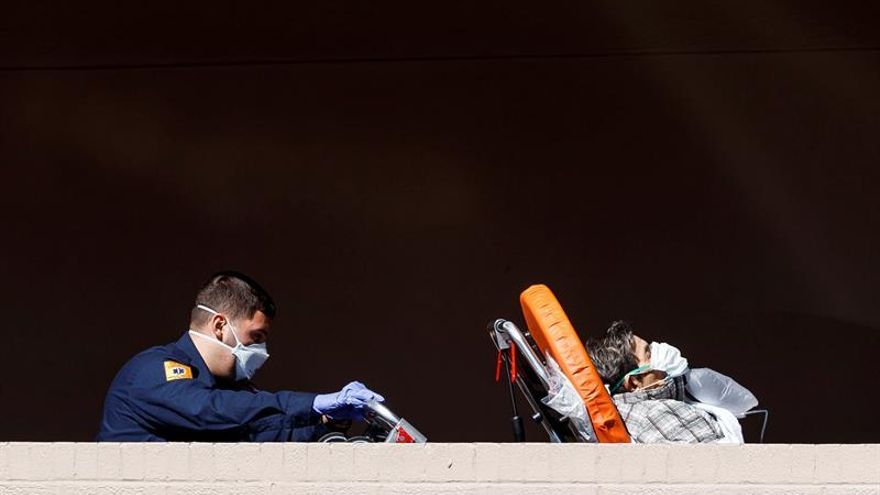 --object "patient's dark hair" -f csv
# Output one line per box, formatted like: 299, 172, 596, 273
586, 320, 639, 387
190, 271, 276, 325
